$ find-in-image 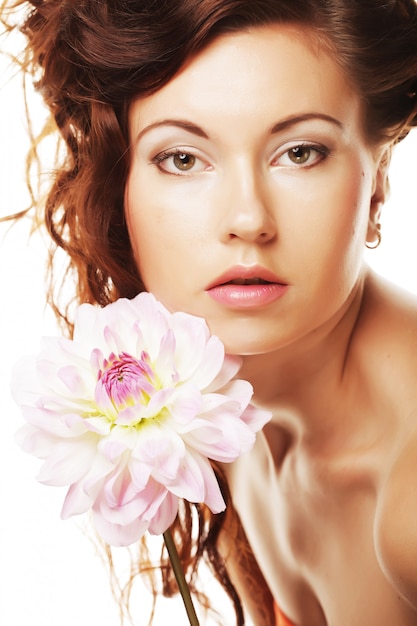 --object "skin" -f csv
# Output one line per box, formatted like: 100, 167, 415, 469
125, 24, 417, 626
